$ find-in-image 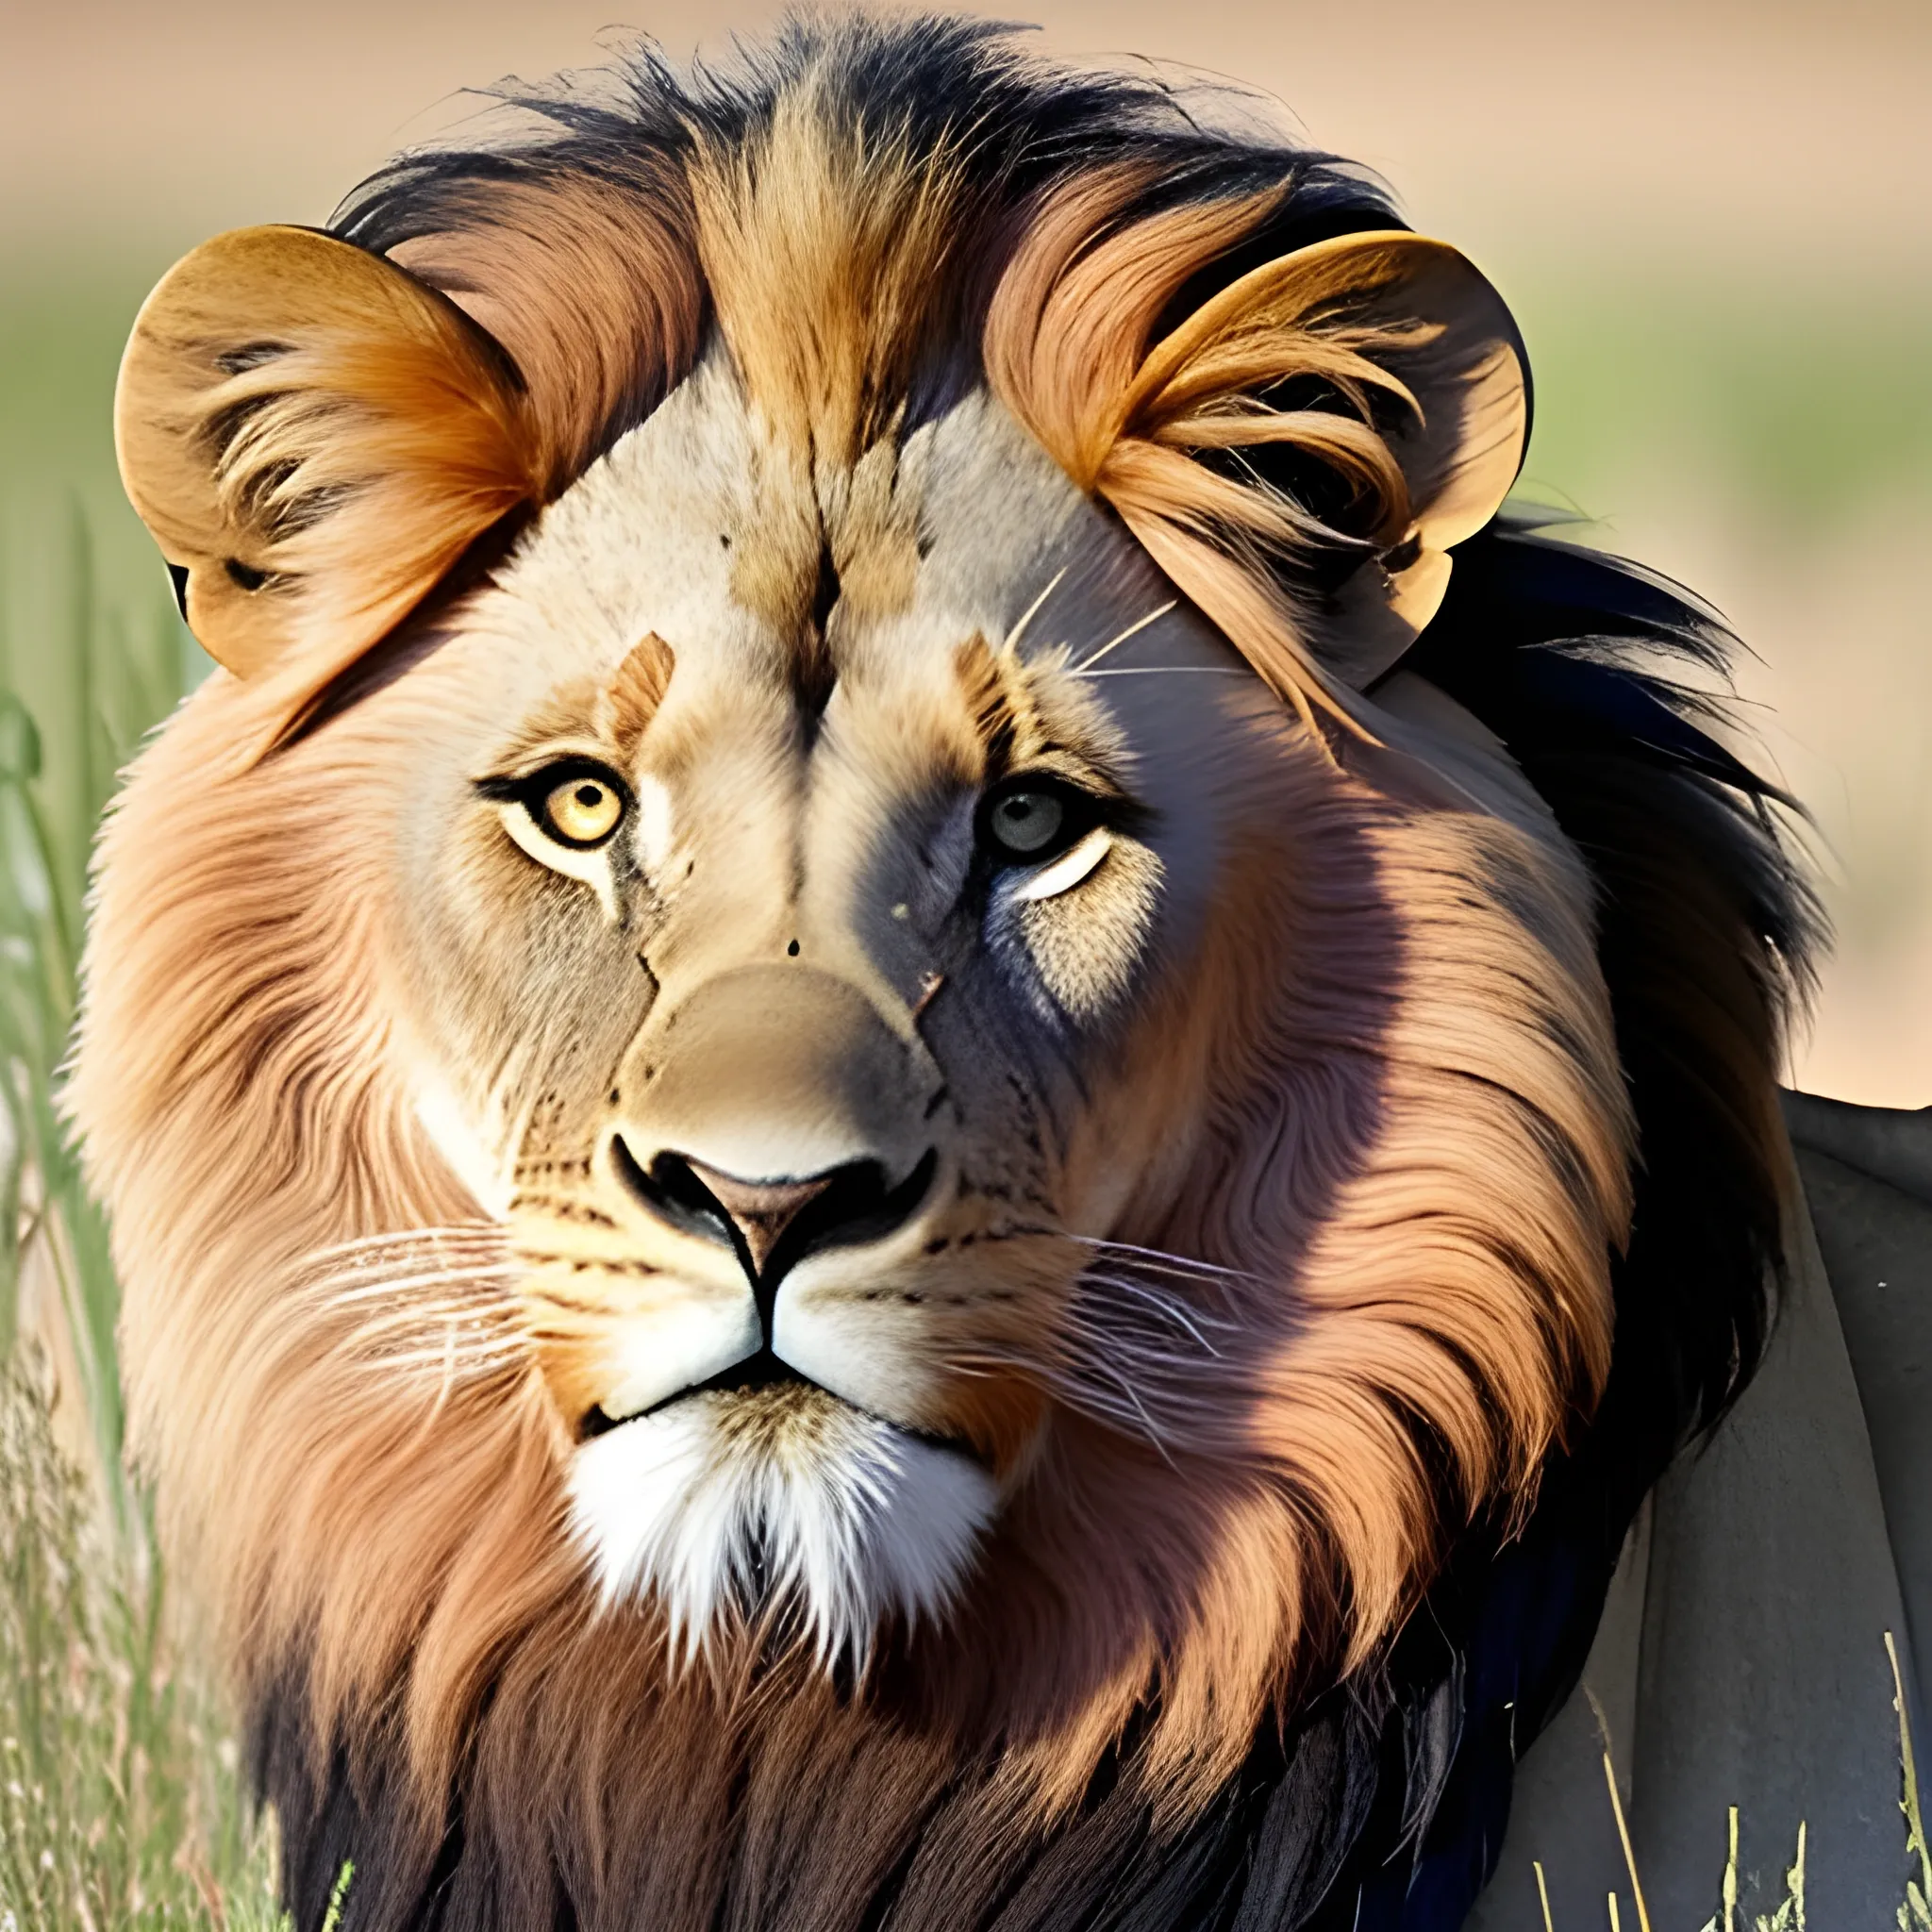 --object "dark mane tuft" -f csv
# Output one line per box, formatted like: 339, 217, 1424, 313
1364, 513, 1823, 1923
332, 14, 1397, 480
